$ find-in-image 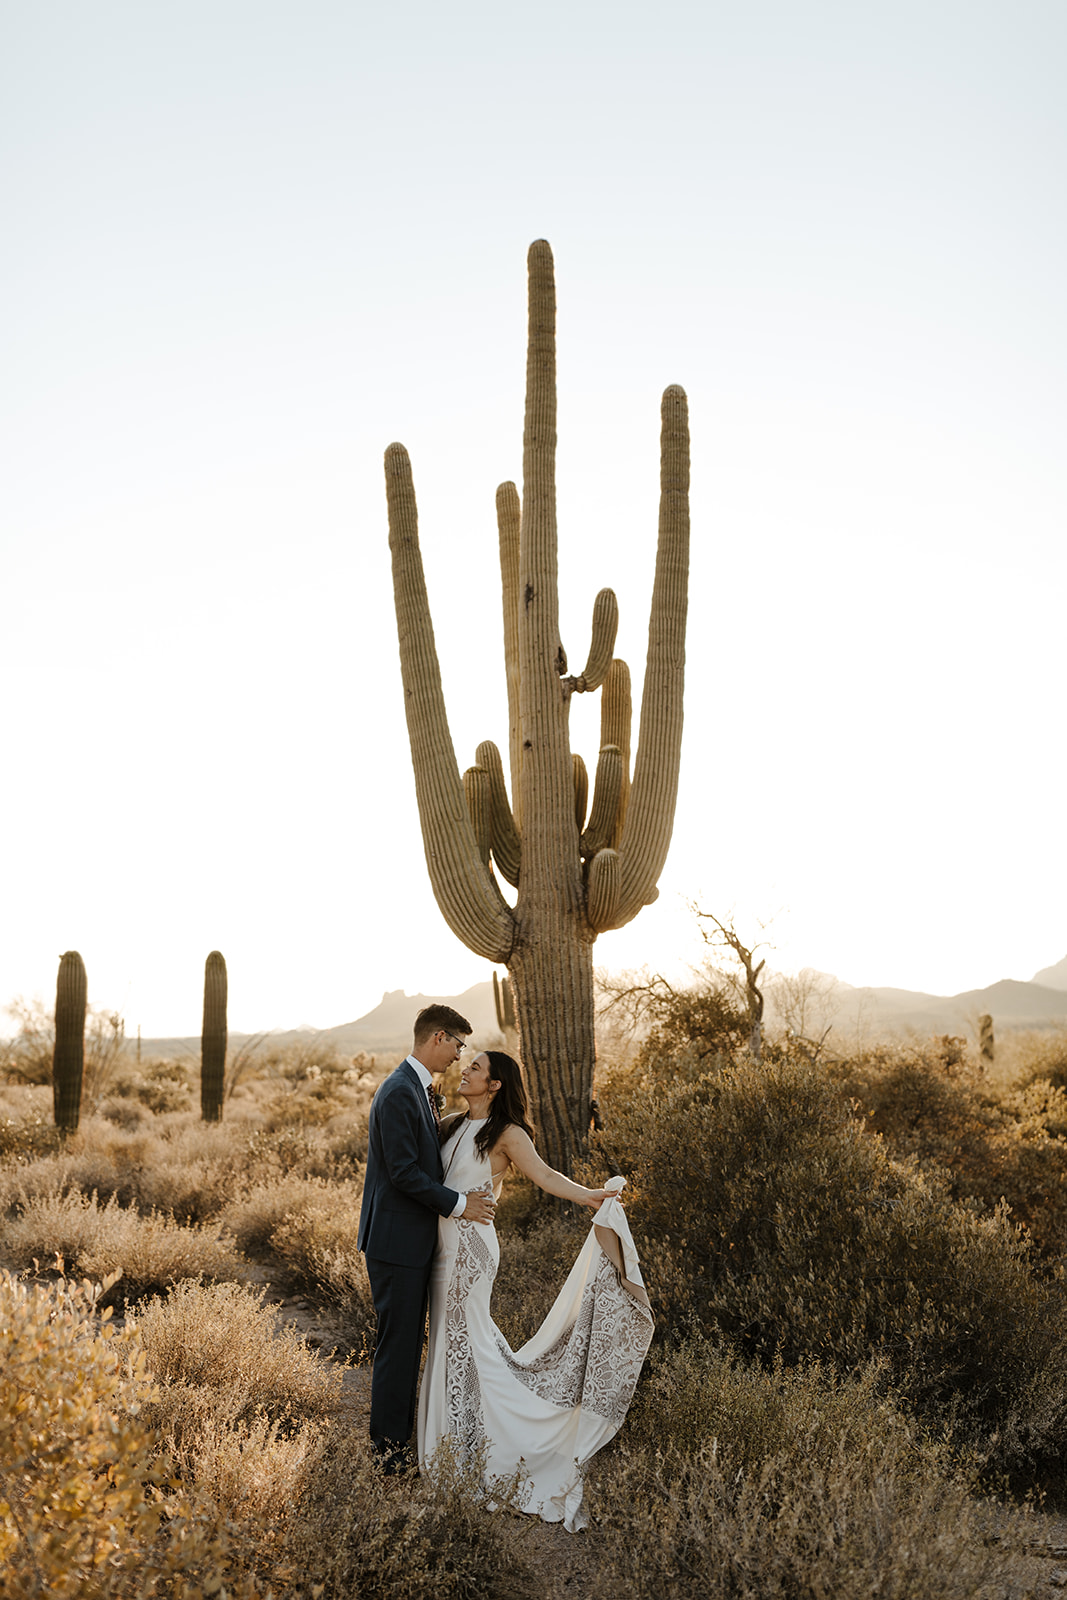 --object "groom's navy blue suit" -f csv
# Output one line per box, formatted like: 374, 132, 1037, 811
358, 1059, 461, 1463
